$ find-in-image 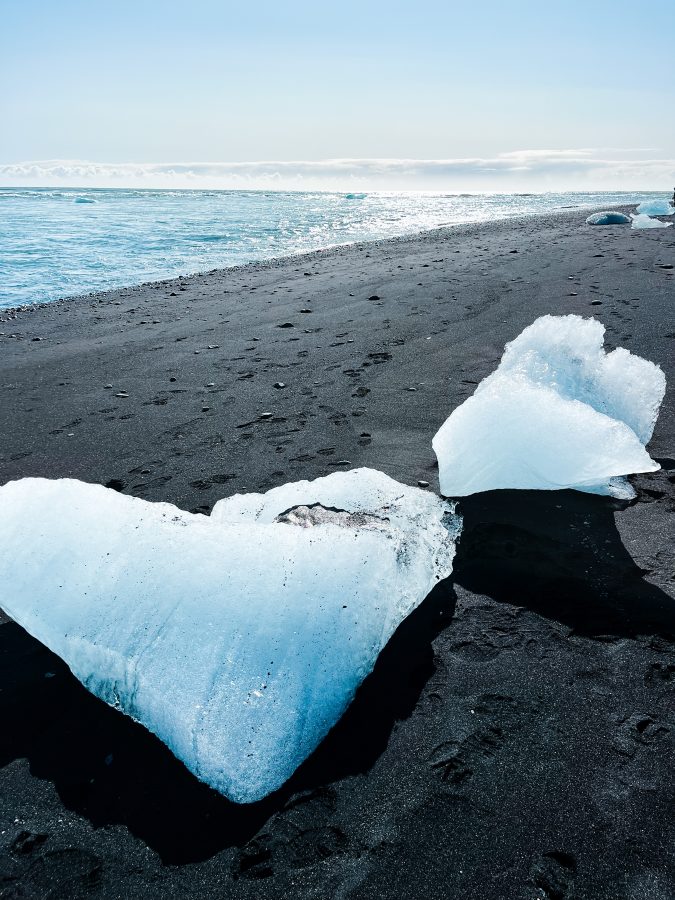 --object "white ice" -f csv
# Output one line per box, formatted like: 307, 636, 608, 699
0, 469, 460, 803
636, 199, 674, 216
585, 211, 631, 225
631, 213, 672, 230
432, 315, 666, 499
